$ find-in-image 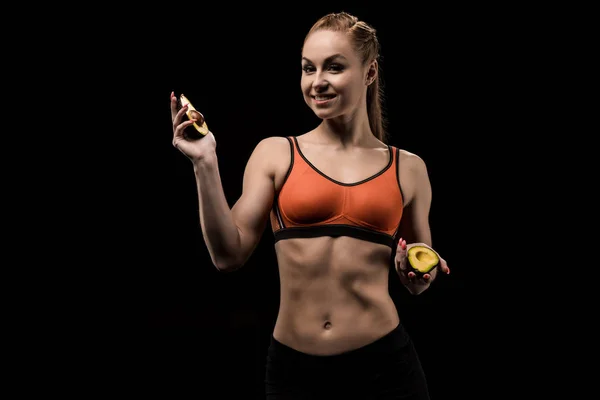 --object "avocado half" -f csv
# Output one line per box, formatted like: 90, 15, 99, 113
407, 245, 439, 275
178, 94, 209, 138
